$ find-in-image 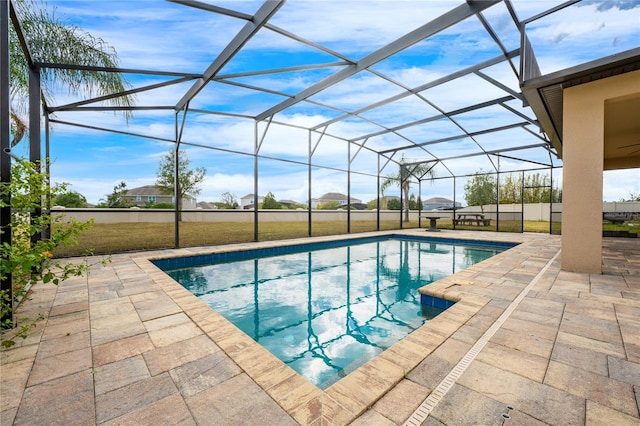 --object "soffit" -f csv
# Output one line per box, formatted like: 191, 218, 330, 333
521, 48, 640, 159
